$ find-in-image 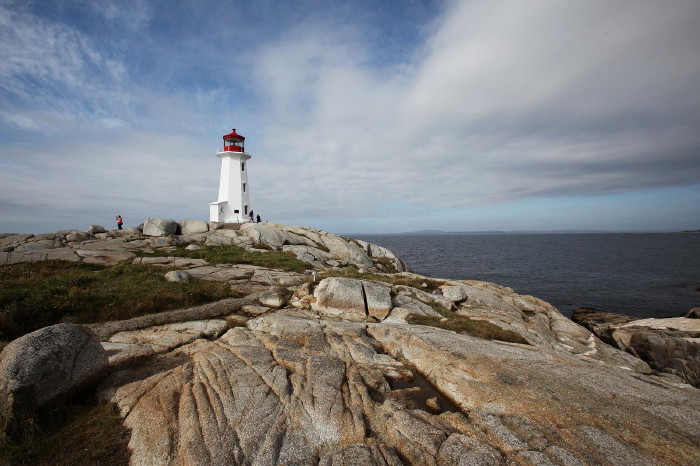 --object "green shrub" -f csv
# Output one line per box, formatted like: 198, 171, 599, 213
406, 314, 529, 344
0, 401, 130, 465
135, 244, 311, 273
